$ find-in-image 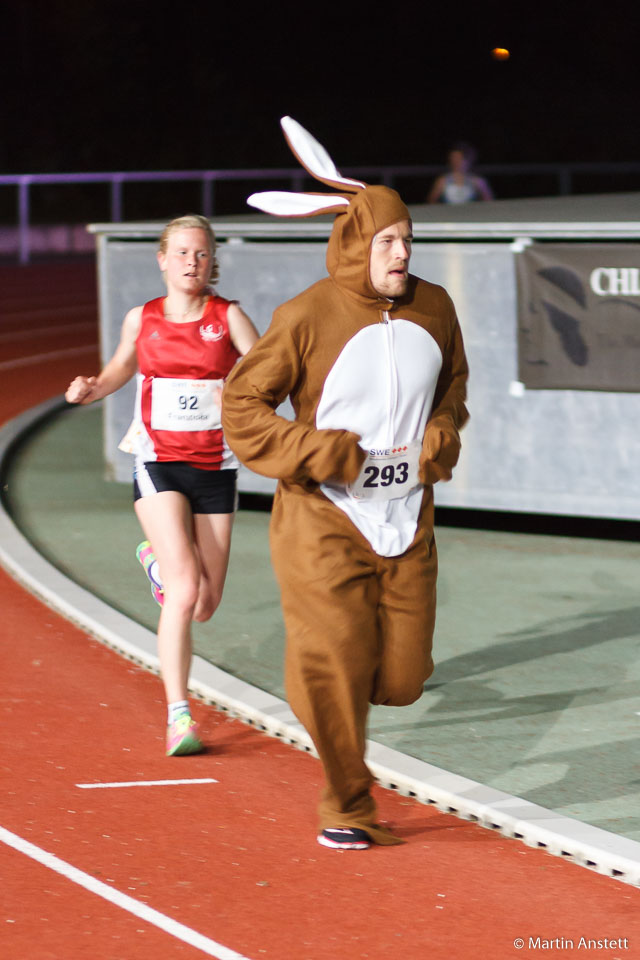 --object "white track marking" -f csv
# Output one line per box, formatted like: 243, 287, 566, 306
76, 778, 218, 789
0, 825, 252, 960
0, 345, 96, 372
